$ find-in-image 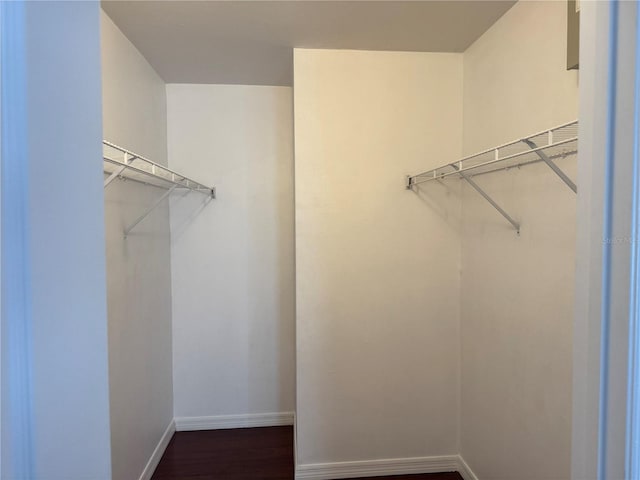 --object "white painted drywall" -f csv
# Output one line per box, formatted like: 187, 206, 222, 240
460, 2, 579, 479
166, 84, 296, 420
101, 11, 174, 480
572, 2, 640, 478
572, 2, 608, 478
293, 49, 463, 466
1, 3, 32, 476
2, 1, 112, 478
